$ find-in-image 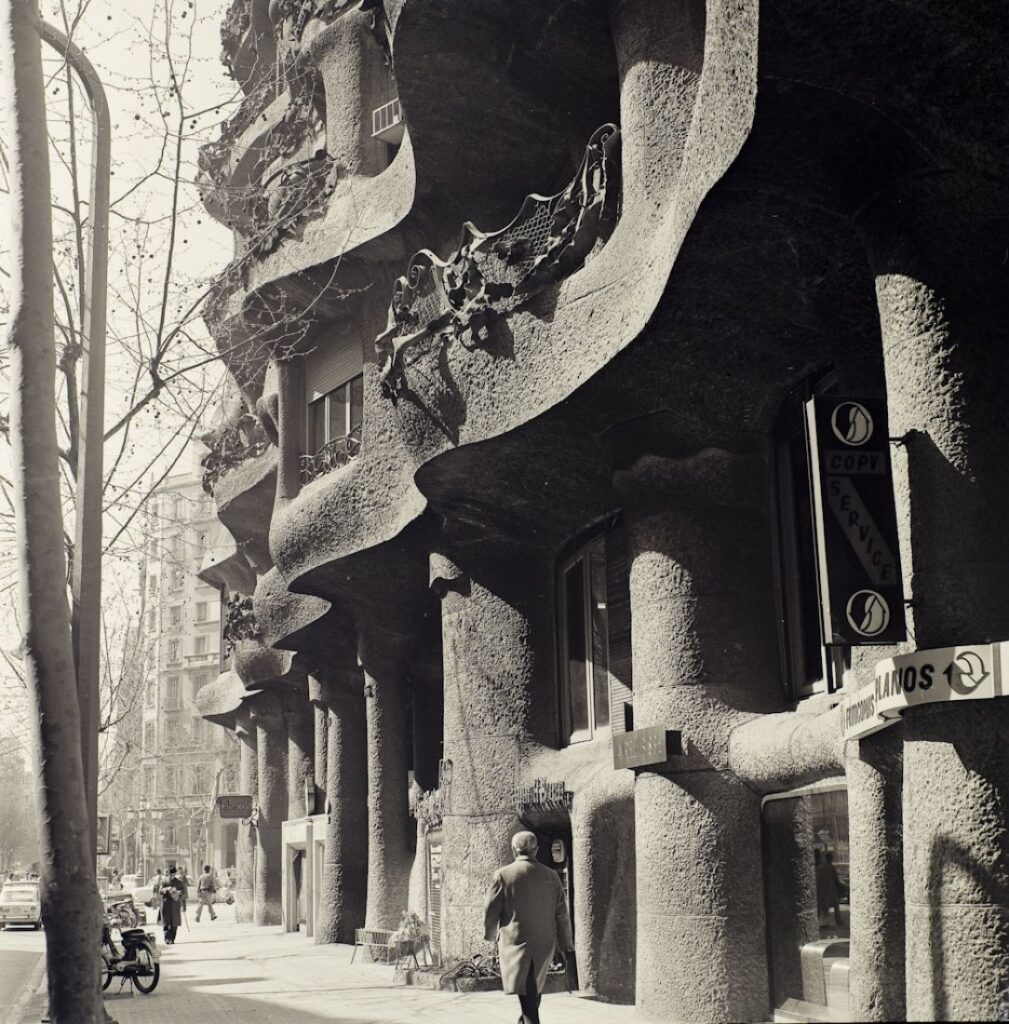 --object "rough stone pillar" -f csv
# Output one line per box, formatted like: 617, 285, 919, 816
285, 686, 314, 820
616, 450, 780, 1023
860, 177, 1009, 1021
275, 355, 305, 502
358, 625, 413, 930
432, 551, 528, 960
251, 691, 288, 926
311, 683, 328, 814
234, 718, 258, 924
313, 671, 367, 944
846, 730, 904, 1021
